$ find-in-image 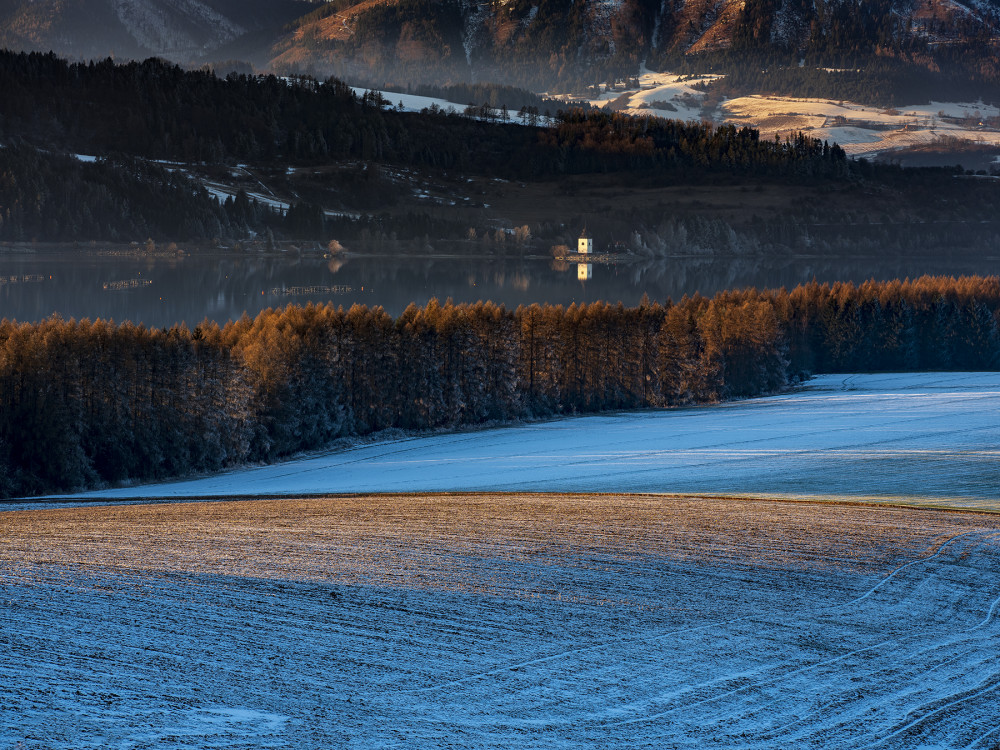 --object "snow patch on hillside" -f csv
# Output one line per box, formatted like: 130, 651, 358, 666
349, 87, 463, 114
556, 69, 722, 121
627, 72, 720, 120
